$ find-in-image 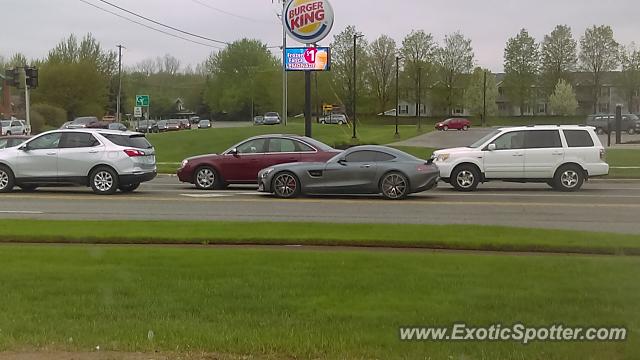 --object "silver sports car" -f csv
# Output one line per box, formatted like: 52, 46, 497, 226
258, 145, 439, 200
